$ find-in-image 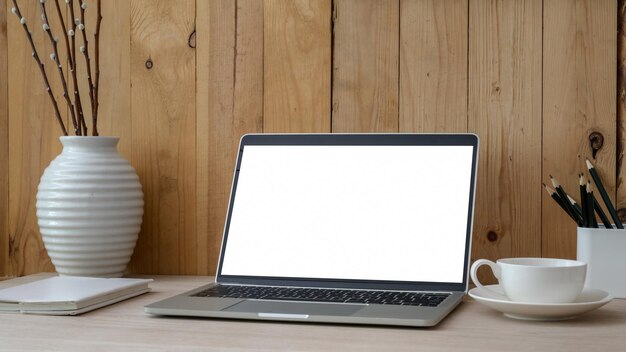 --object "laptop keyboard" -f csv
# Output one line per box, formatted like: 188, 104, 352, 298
192, 285, 450, 307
